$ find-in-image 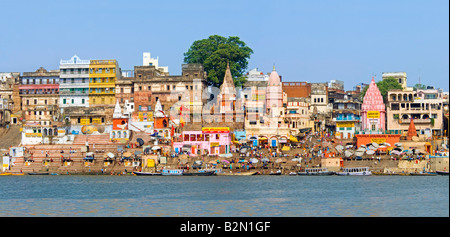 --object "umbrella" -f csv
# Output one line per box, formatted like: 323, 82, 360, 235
152, 146, 161, 150
123, 152, 132, 157
262, 158, 270, 162
134, 151, 142, 156
382, 142, 391, 147
86, 152, 94, 156
250, 158, 259, 163
371, 142, 379, 148
355, 151, 365, 157
144, 147, 151, 153
221, 160, 230, 164
137, 138, 144, 146
359, 145, 366, 148
395, 143, 402, 147
275, 158, 283, 163
366, 150, 375, 155
208, 160, 217, 164
107, 152, 115, 158
345, 145, 353, 149
194, 160, 203, 165
344, 150, 354, 157
357, 147, 366, 152
335, 145, 344, 150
